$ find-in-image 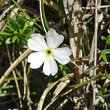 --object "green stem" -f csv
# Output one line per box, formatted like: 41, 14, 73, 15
82, 31, 86, 56
41, 0, 49, 31
72, 73, 110, 88
71, 61, 110, 88
83, 62, 110, 74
